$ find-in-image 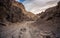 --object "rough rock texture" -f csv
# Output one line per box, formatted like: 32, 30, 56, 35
0, 0, 37, 38
32, 1, 60, 38
0, 0, 60, 38
0, 0, 37, 24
